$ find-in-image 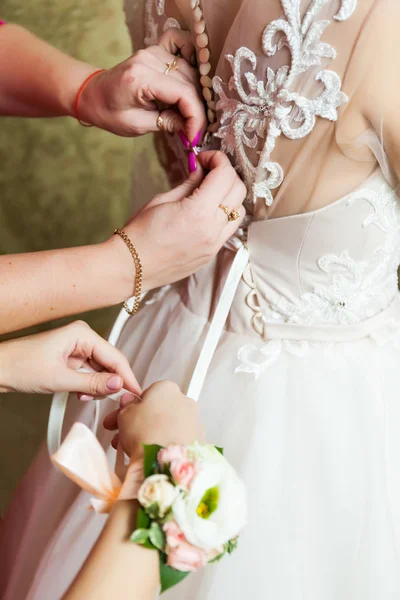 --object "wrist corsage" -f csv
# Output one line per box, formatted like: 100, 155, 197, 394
131, 442, 247, 592
51, 424, 247, 593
